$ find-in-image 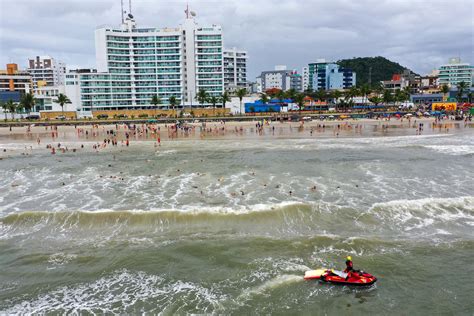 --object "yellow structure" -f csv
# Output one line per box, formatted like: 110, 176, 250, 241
40, 111, 77, 120
432, 102, 457, 111
91, 108, 230, 119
